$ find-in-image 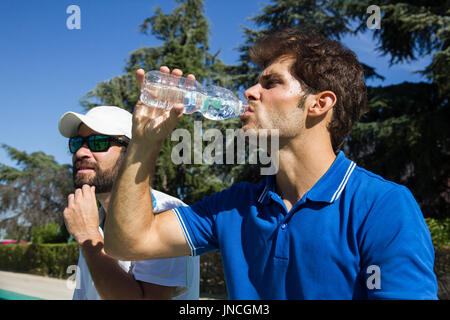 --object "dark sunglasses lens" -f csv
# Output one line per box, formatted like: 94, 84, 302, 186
88, 135, 110, 152
69, 137, 83, 153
